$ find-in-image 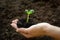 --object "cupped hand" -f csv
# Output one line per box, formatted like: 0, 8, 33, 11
11, 19, 51, 38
